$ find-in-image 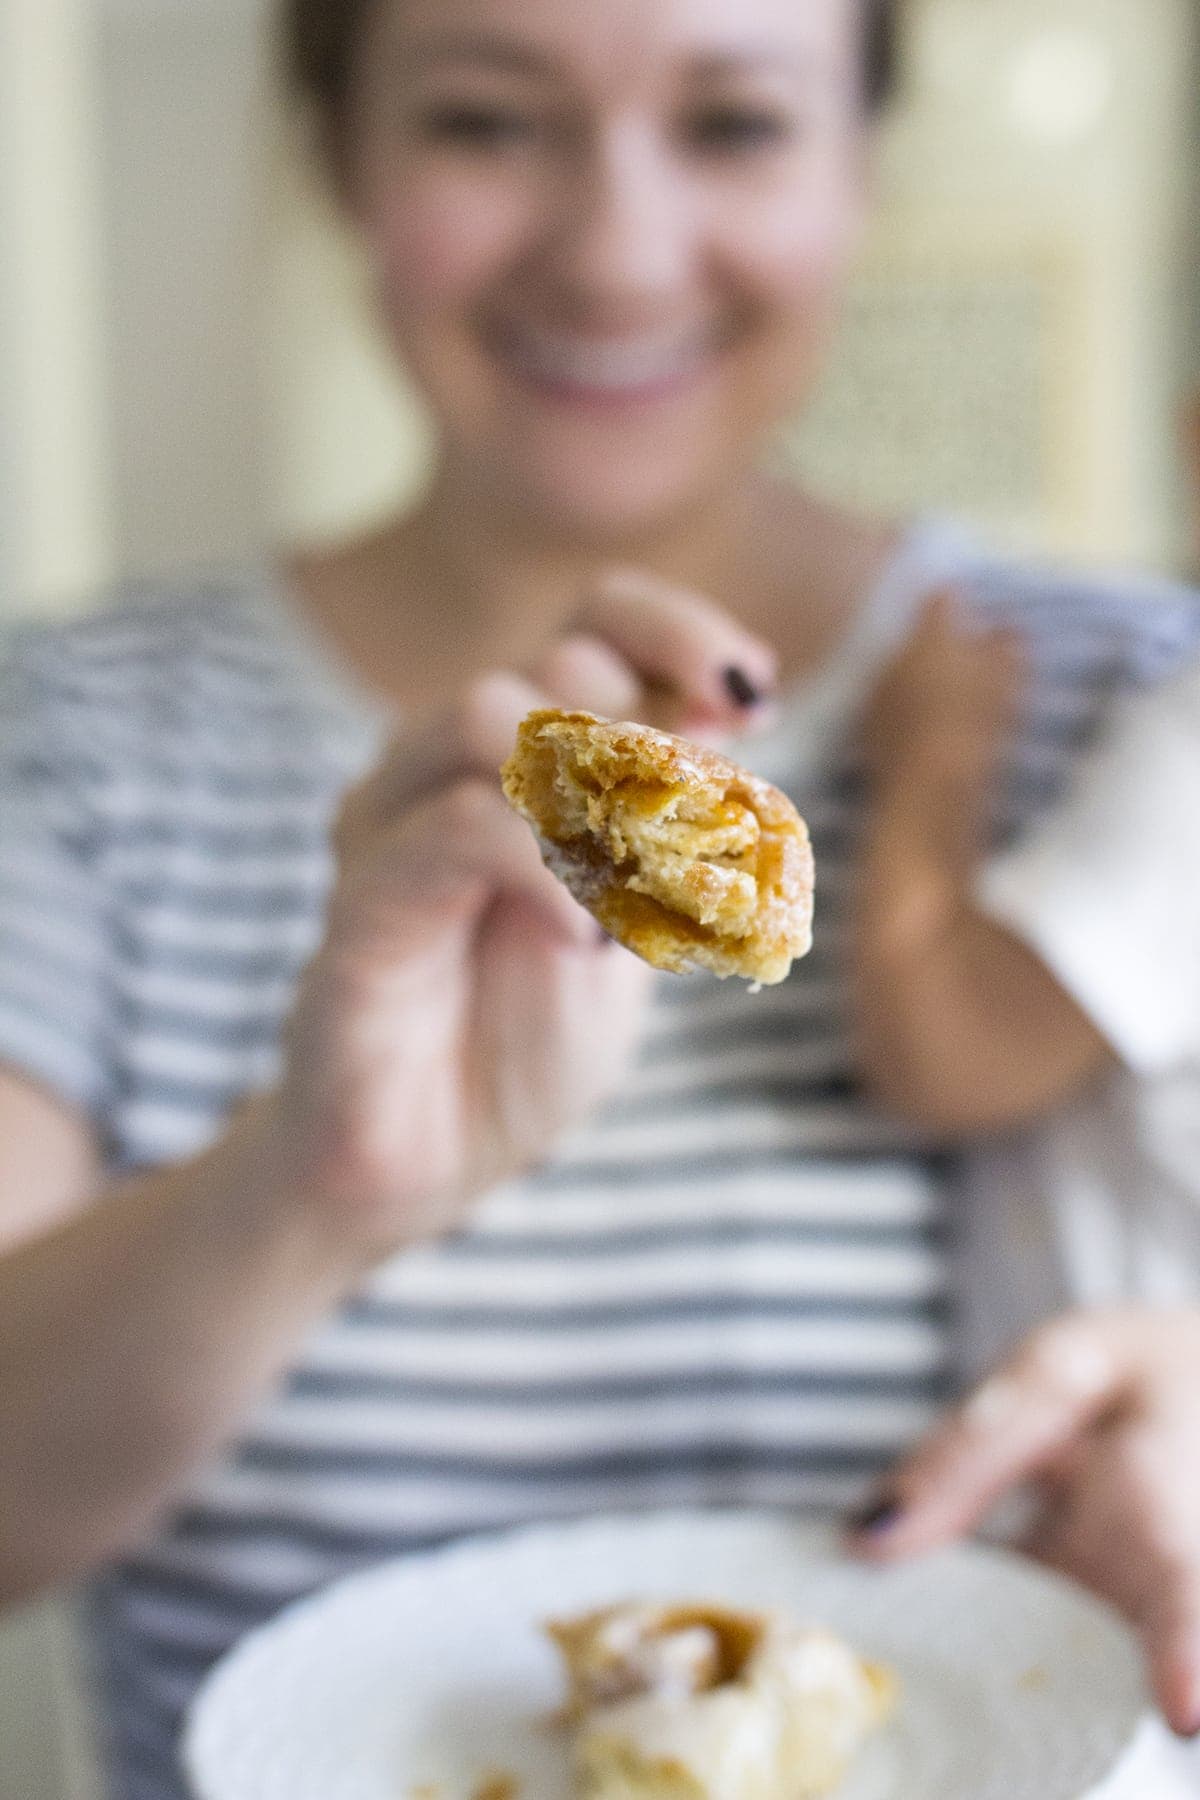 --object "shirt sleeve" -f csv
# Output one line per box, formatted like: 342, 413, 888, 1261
977, 662, 1200, 1077
0, 631, 118, 1122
